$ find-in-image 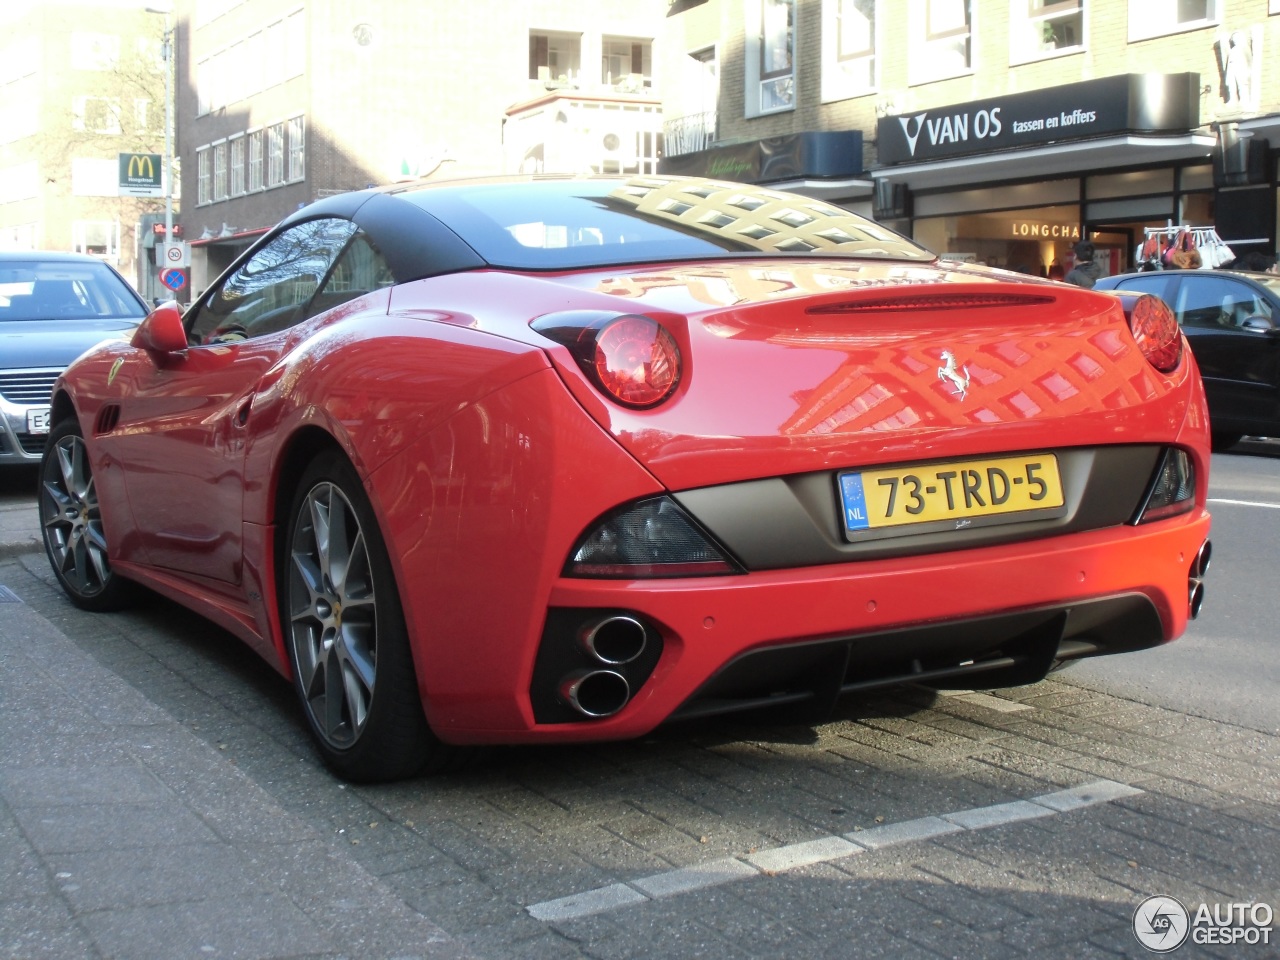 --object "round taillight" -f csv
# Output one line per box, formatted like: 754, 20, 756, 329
592, 316, 681, 408
1127, 294, 1182, 373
